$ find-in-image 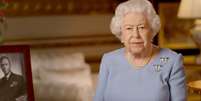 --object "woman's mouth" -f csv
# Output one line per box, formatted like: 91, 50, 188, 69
130, 42, 144, 45
129, 42, 144, 47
